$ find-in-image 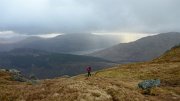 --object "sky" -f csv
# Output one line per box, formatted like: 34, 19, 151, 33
0, 0, 179, 41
